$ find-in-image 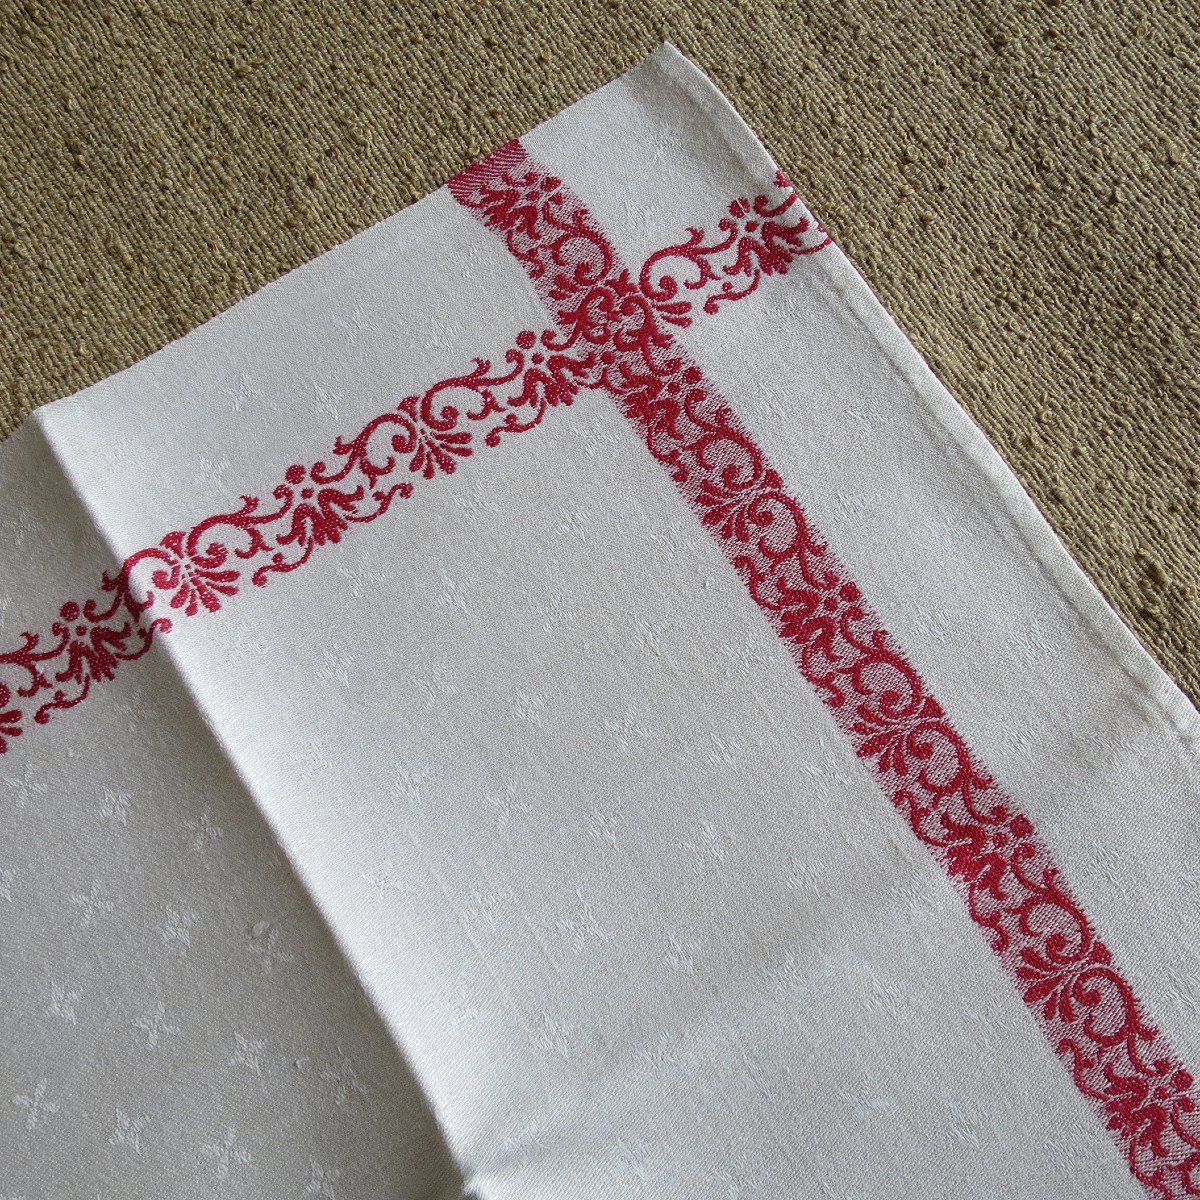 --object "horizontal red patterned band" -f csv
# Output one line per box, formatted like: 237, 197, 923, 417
0, 153, 827, 753
451, 140, 1200, 1198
